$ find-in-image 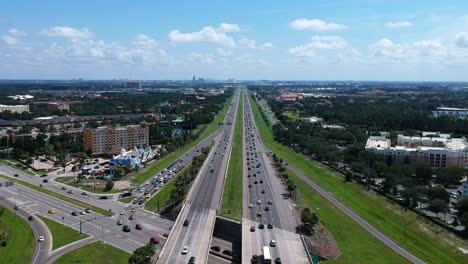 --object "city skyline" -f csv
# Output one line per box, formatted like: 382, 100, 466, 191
2, 0, 468, 81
